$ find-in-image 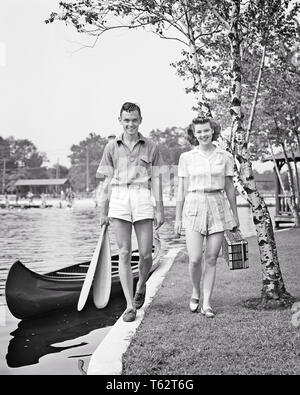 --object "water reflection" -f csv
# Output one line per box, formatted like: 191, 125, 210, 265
6, 297, 125, 368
